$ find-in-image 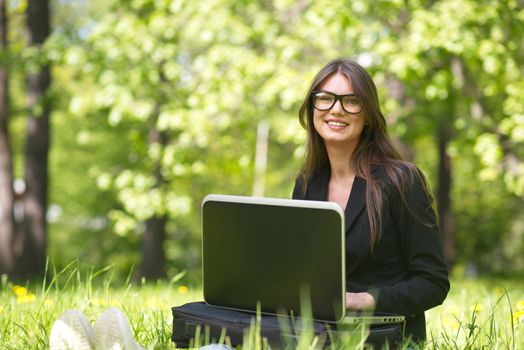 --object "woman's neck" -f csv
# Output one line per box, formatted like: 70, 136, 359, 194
325, 142, 356, 182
